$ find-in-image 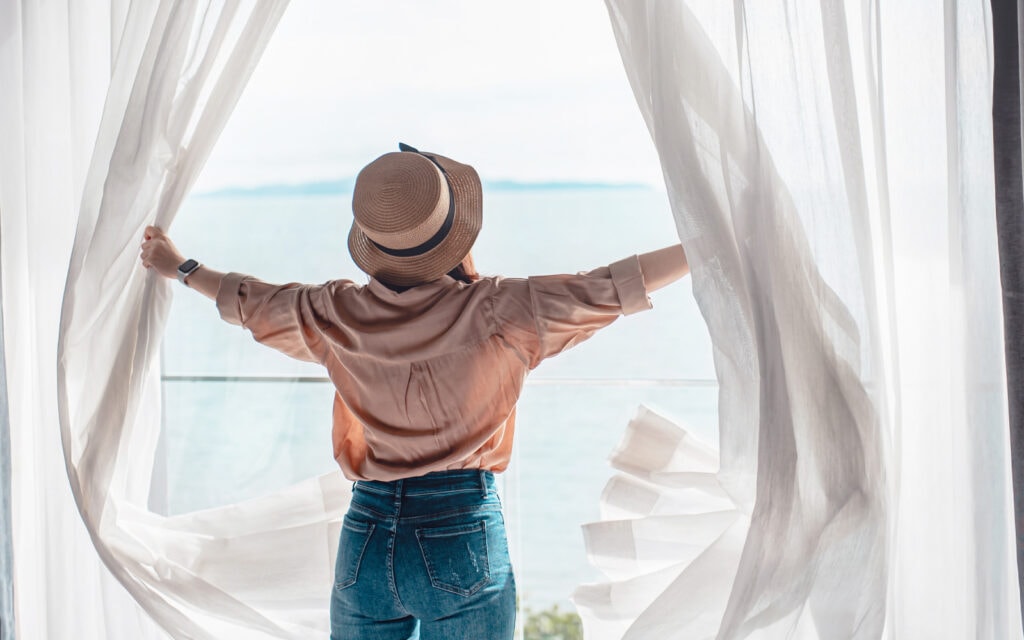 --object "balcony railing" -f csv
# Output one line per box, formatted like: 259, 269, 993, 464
162, 374, 718, 387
